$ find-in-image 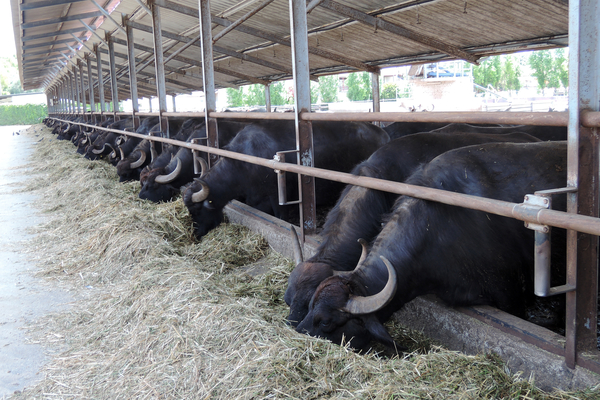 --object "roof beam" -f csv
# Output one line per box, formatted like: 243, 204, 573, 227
22, 11, 104, 29
89, 0, 126, 35
124, 20, 295, 77
21, 27, 88, 42
22, 47, 71, 57
20, 0, 88, 11
316, 0, 480, 65
22, 37, 80, 50
154, 0, 378, 73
